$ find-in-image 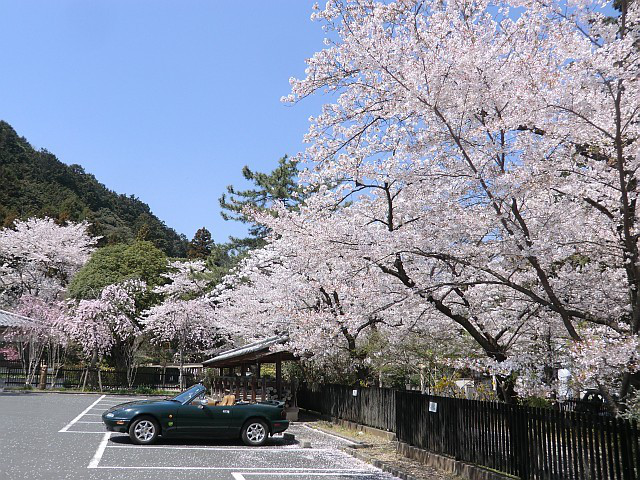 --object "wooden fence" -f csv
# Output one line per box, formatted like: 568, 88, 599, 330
298, 384, 640, 480
0, 364, 198, 390
298, 384, 396, 432
210, 375, 293, 402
